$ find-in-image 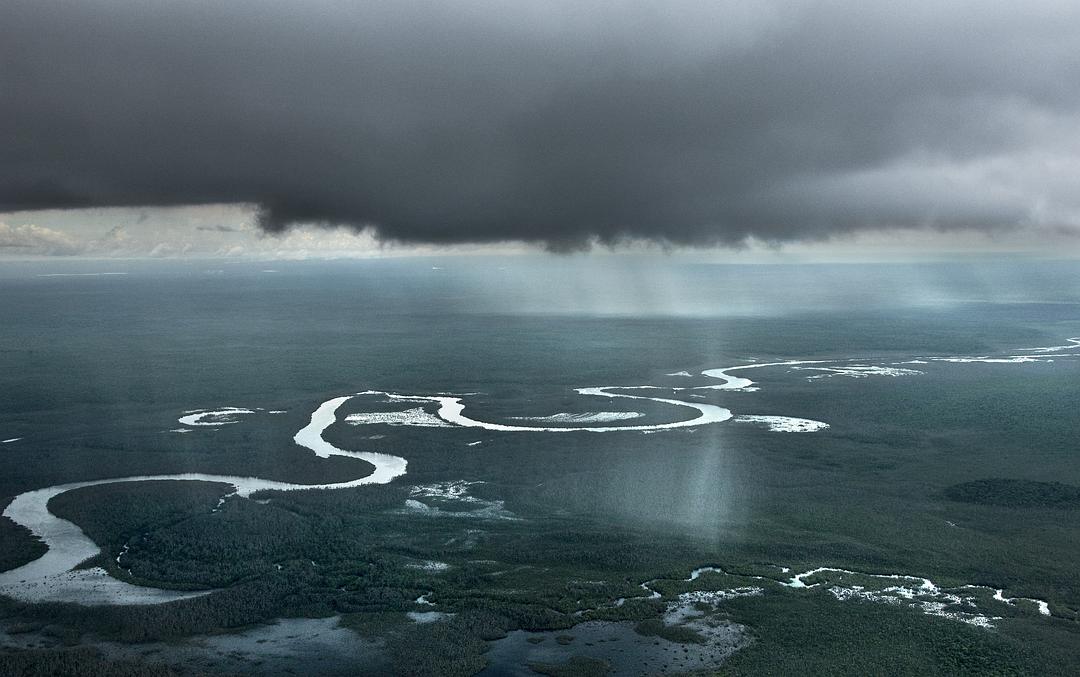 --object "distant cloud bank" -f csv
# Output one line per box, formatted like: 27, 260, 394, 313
0, 223, 81, 256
